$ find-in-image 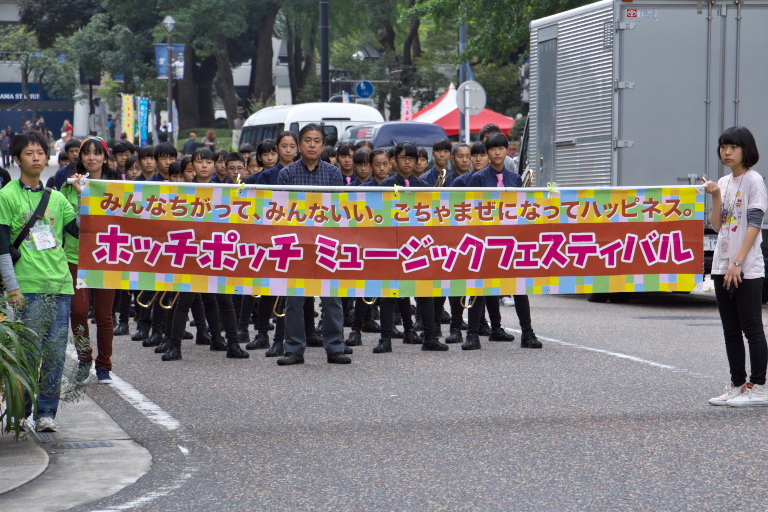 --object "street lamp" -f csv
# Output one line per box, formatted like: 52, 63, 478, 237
163, 15, 176, 145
